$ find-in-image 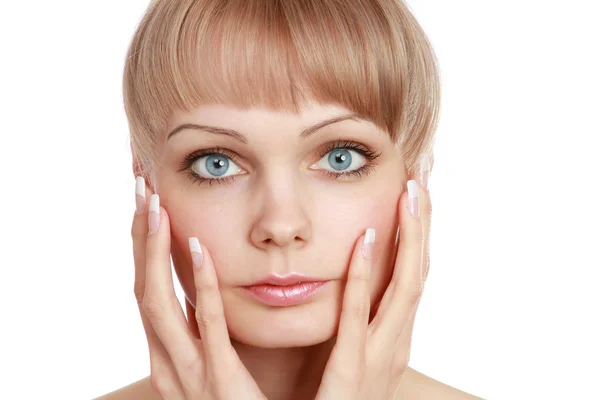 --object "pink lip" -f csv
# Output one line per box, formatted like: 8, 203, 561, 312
242, 281, 329, 306
242, 273, 329, 307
